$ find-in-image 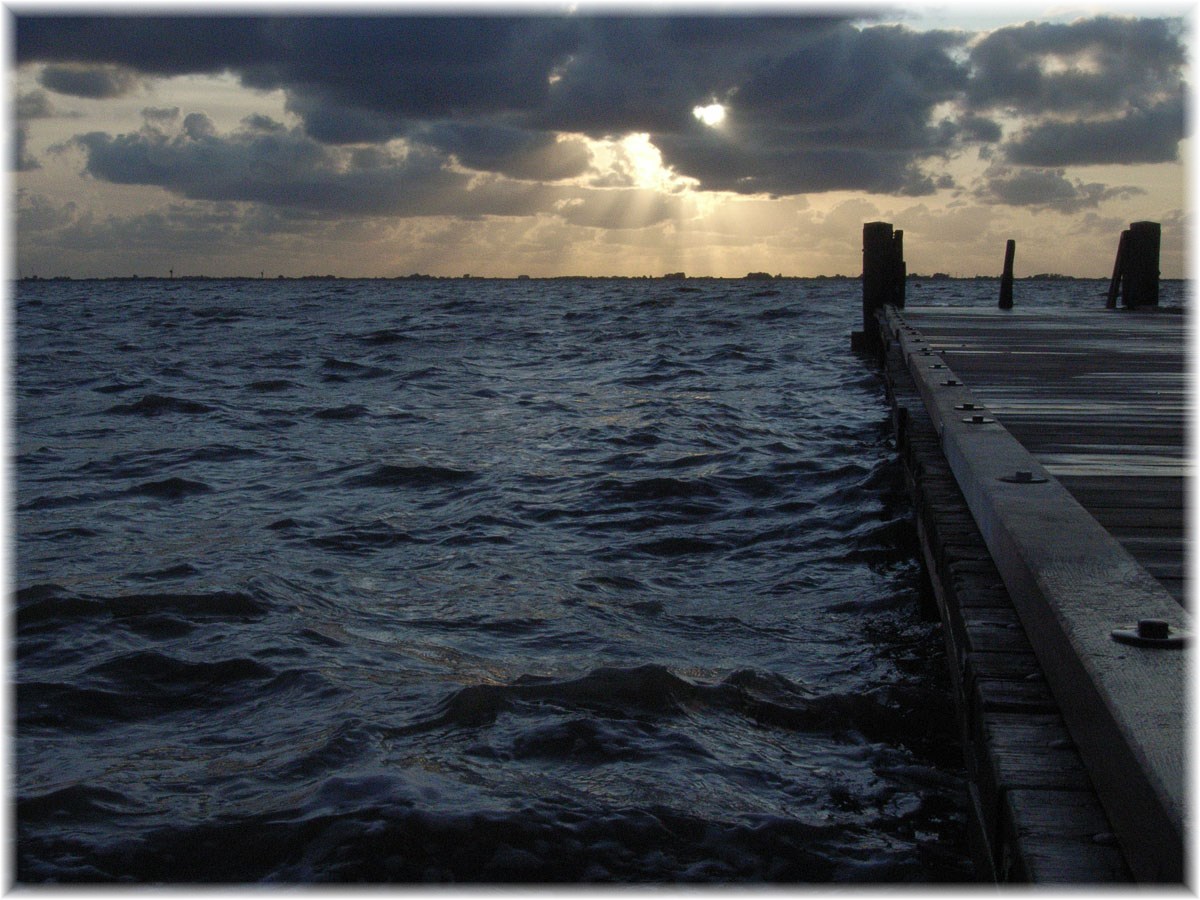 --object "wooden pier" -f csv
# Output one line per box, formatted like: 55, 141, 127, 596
857, 223, 1187, 884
